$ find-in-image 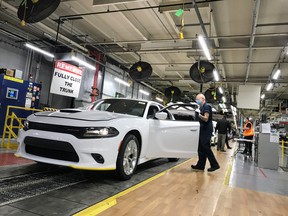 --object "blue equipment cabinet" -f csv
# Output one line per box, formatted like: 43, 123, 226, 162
0, 74, 41, 135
